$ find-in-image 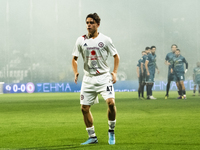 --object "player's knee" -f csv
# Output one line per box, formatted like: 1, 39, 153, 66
107, 98, 115, 107
81, 105, 90, 114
